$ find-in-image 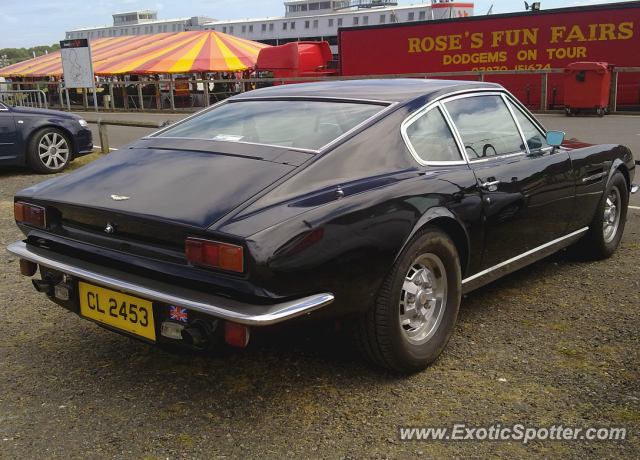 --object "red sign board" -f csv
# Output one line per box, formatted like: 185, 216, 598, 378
338, 2, 640, 107
340, 3, 640, 74
175, 78, 190, 97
